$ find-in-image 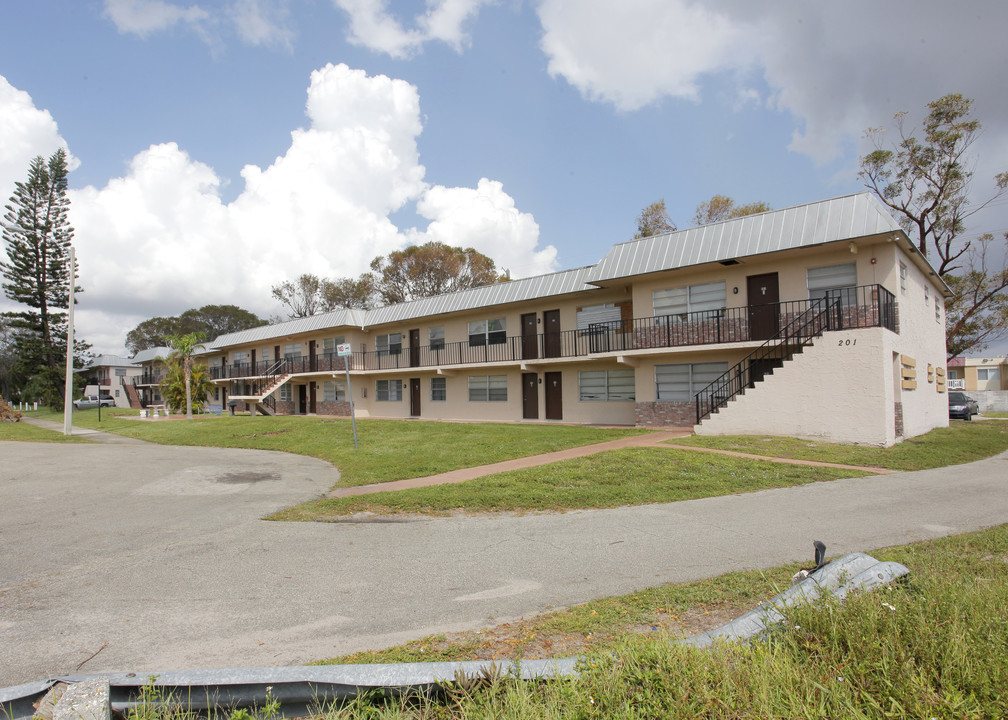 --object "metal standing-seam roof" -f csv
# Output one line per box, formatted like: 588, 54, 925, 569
204, 266, 598, 350
585, 192, 905, 284
83, 354, 139, 370
130, 346, 173, 364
